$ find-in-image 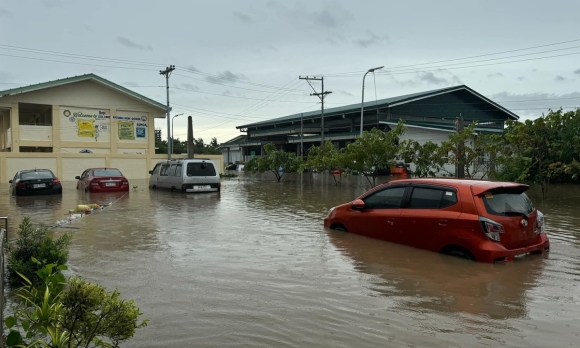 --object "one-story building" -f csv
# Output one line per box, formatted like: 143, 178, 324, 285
220, 85, 518, 173
0, 74, 221, 182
